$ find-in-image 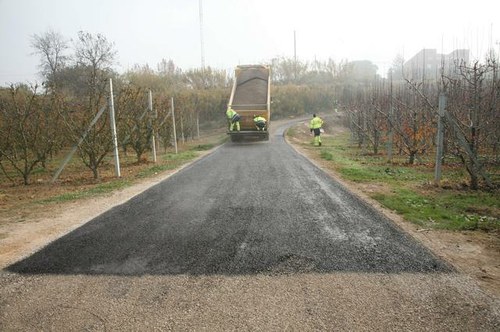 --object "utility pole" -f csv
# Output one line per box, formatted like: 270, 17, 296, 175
199, 0, 205, 69
294, 30, 297, 81
434, 93, 446, 185
496, 41, 500, 64
421, 48, 426, 94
